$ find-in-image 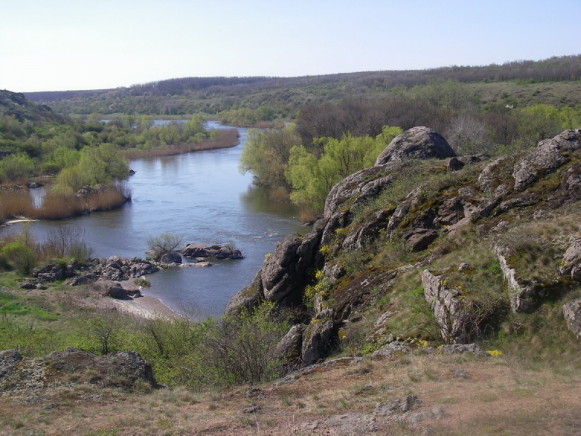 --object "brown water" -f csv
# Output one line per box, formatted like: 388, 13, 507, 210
2, 122, 304, 318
